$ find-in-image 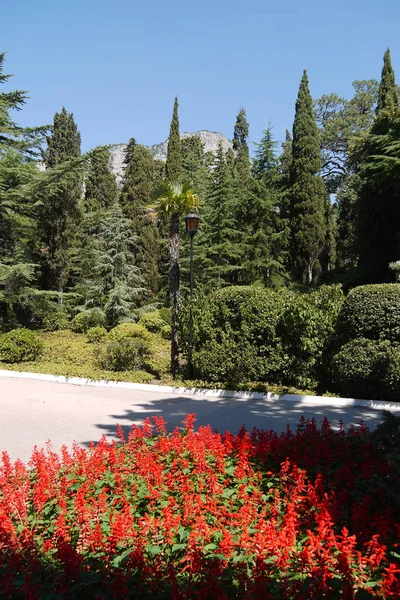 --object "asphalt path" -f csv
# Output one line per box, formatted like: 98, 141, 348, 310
0, 377, 385, 464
